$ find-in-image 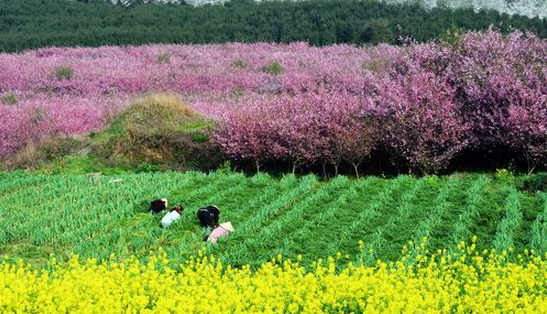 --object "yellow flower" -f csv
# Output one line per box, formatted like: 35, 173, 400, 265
0, 243, 544, 314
